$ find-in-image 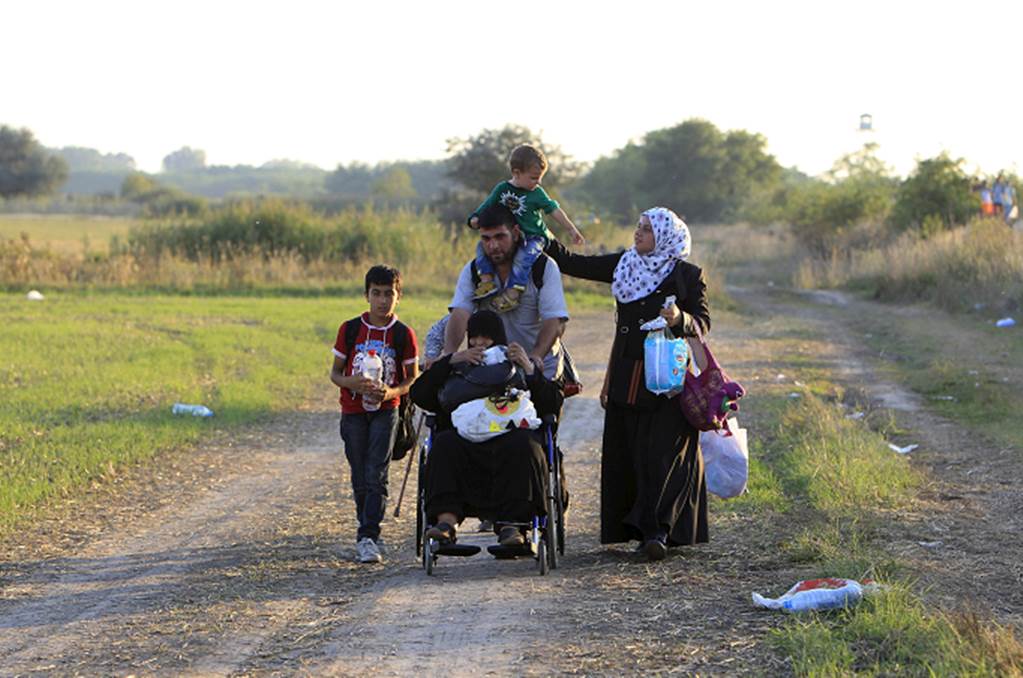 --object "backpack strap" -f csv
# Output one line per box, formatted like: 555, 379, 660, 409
343, 315, 362, 366
391, 321, 409, 381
